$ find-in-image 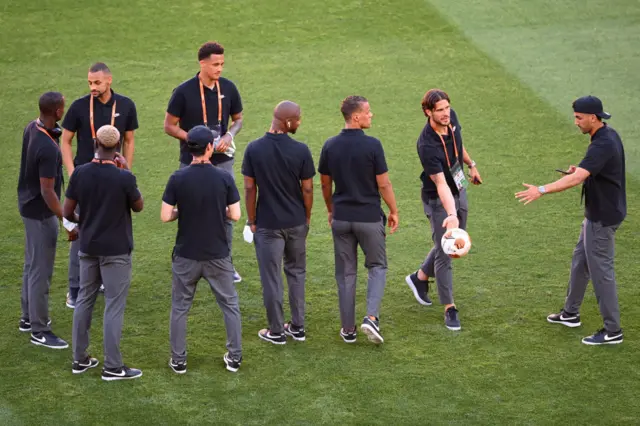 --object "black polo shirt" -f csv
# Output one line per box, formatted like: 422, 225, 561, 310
417, 108, 465, 202
318, 129, 388, 223
241, 133, 316, 229
578, 124, 626, 226
65, 162, 141, 256
17, 121, 63, 220
166, 74, 243, 166
162, 164, 240, 261
62, 90, 139, 166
